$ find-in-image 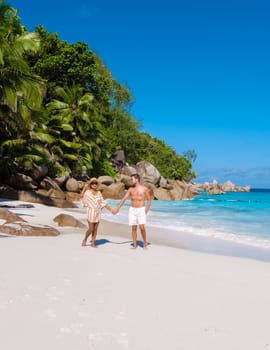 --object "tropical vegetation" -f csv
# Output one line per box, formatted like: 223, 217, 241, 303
0, 0, 196, 184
